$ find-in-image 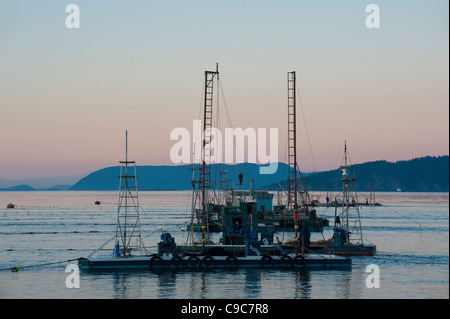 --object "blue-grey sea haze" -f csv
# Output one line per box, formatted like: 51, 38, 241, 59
0, 191, 448, 299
